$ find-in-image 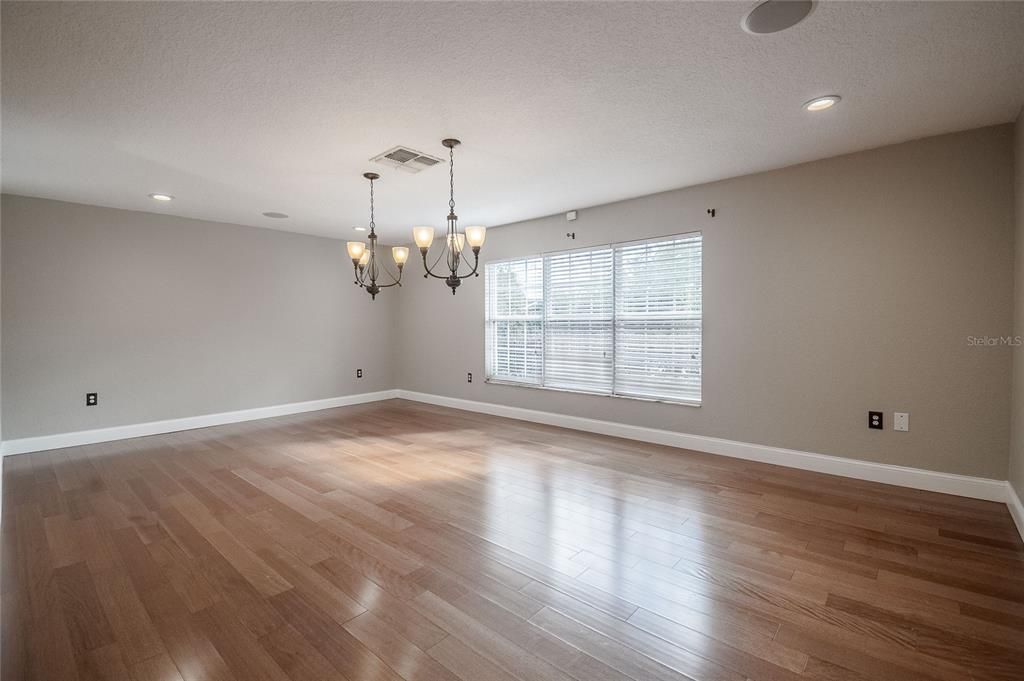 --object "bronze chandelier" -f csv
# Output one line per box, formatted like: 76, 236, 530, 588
347, 172, 408, 300
412, 139, 486, 294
